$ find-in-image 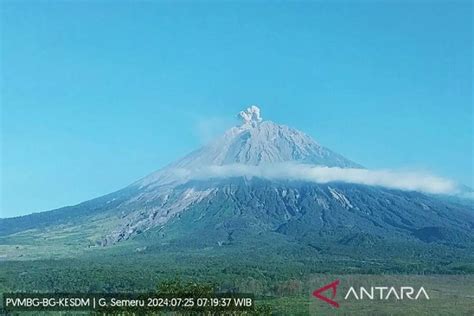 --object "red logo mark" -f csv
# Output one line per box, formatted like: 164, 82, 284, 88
312, 279, 340, 308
